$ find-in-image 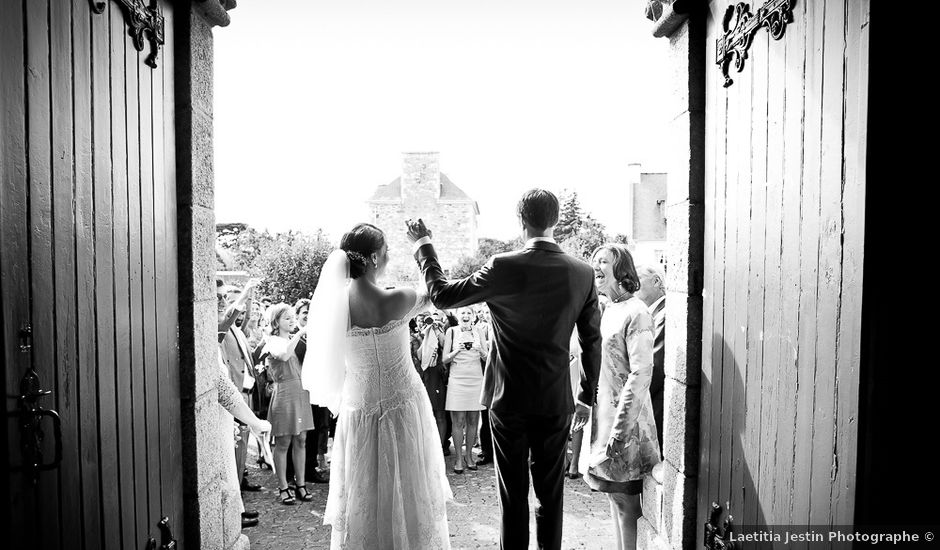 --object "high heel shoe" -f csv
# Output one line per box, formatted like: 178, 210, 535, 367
278, 488, 296, 505
295, 485, 315, 502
